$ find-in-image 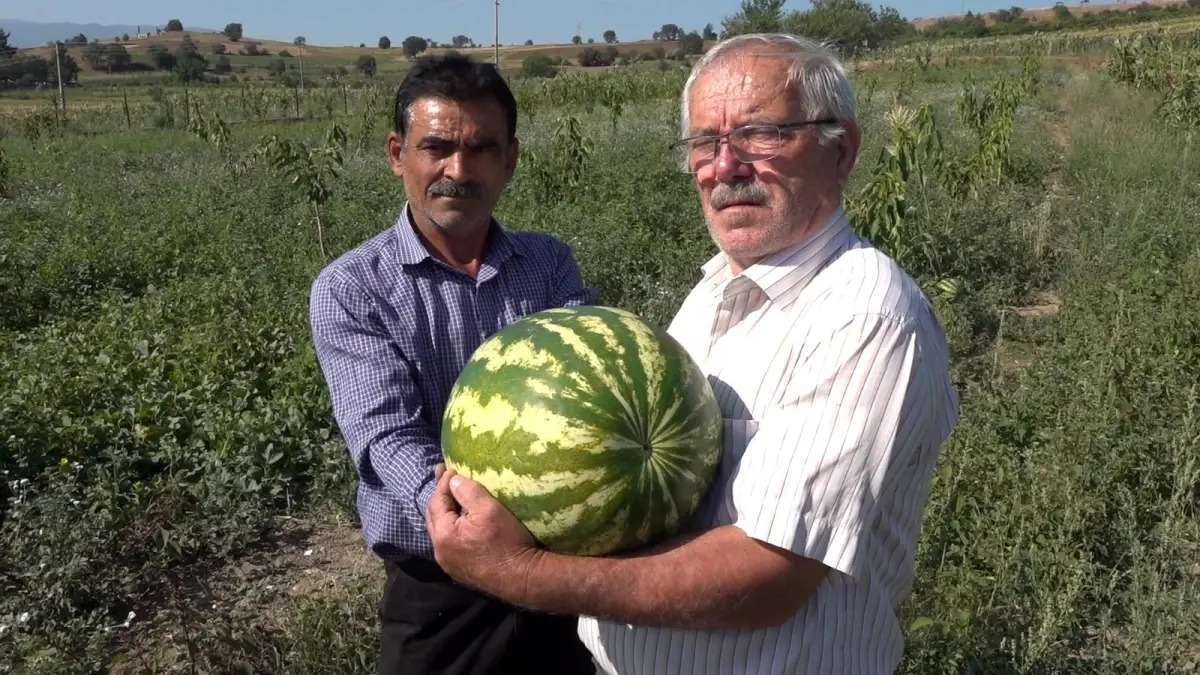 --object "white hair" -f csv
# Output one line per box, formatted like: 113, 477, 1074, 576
680, 33, 856, 148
